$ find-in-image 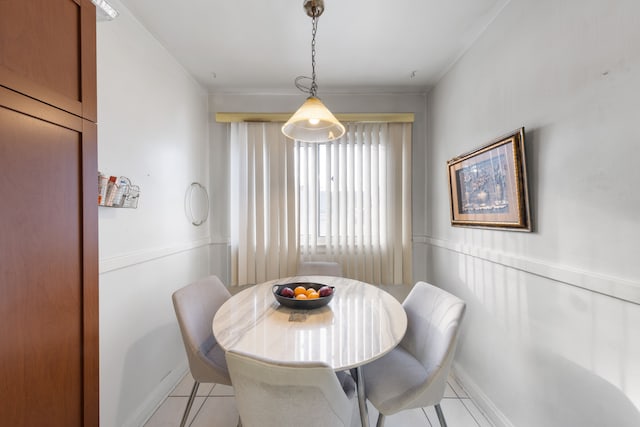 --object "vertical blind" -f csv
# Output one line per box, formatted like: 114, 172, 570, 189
229, 122, 412, 286
229, 123, 298, 286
